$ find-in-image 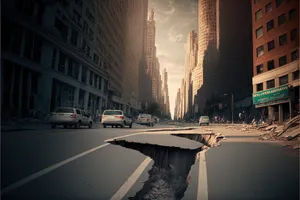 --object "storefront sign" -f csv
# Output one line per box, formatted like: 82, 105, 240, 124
253, 84, 289, 105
